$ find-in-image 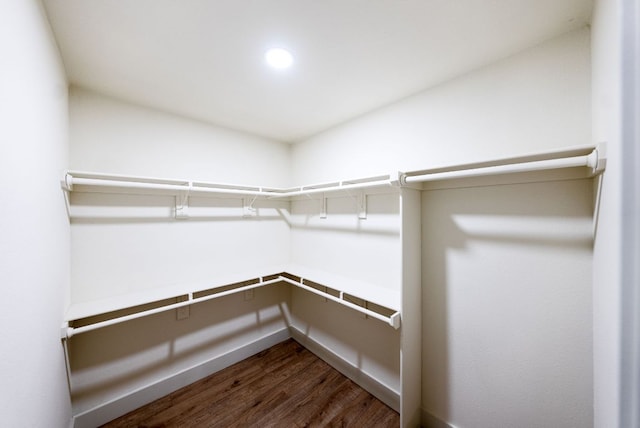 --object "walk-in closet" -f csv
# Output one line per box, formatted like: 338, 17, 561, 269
3, 1, 639, 427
